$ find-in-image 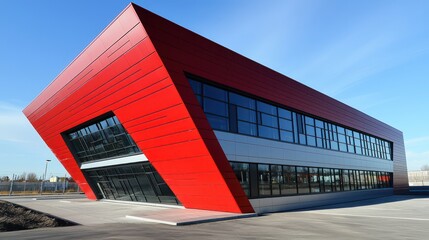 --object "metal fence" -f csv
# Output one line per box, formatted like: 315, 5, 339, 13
408, 171, 429, 186
0, 181, 81, 195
